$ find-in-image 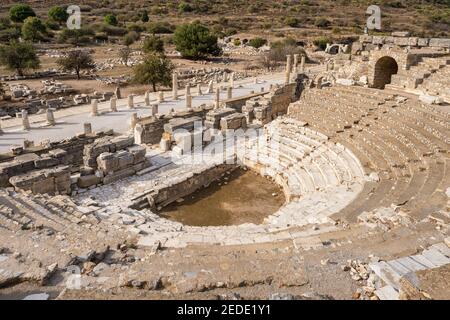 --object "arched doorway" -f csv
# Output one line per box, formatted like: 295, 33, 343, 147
373, 56, 398, 89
